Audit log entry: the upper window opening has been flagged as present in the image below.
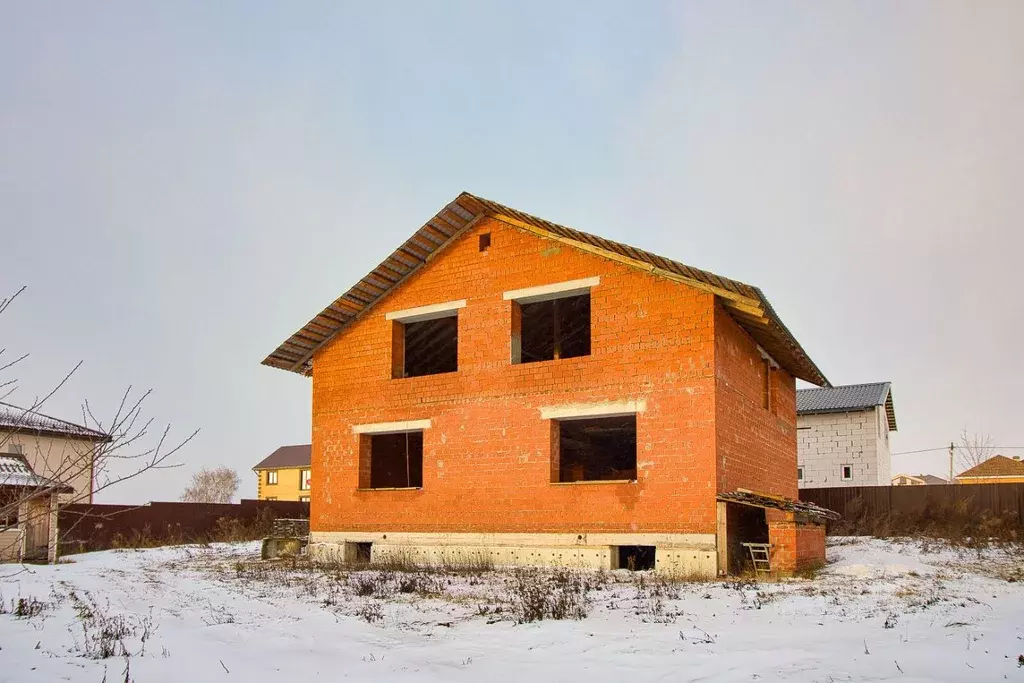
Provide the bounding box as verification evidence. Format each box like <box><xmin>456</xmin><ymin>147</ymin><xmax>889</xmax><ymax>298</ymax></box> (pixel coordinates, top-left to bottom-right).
<box><xmin>514</xmin><ymin>293</ymin><xmax>591</xmax><ymax>364</ymax></box>
<box><xmin>363</xmin><ymin>431</ymin><xmax>424</xmax><ymax>489</ymax></box>
<box><xmin>761</xmin><ymin>359</ymin><xmax>772</xmax><ymax>410</ymax></box>
<box><xmin>553</xmin><ymin>415</ymin><xmax>636</xmax><ymax>483</ymax></box>
<box><xmin>479</xmin><ymin>233</ymin><xmax>491</xmax><ymax>252</ymax></box>
<box><xmin>300</xmin><ymin>469</ymin><xmax>311</xmax><ymax>490</ymax></box>
<box><xmin>392</xmin><ymin>314</ymin><xmax>458</xmax><ymax>378</ymax></box>
<box><xmin>266</xmin><ymin>470</ymin><xmax>278</xmax><ymax>485</ymax></box>
<box><xmin>840</xmin><ymin>464</ymin><xmax>853</xmax><ymax>481</ymax></box>
<box><xmin>797</xmin><ymin>466</ymin><xmax>804</xmax><ymax>481</ymax></box>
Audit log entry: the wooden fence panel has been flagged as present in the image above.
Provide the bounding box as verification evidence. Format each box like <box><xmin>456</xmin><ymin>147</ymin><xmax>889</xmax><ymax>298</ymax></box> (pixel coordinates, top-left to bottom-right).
<box><xmin>58</xmin><ymin>499</ymin><xmax>309</xmax><ymax>554</ymax></box>
<box><xmin>800</xmin><ymin>483</ymin><xmax>1024</xmax><ymax>534</ymax></box>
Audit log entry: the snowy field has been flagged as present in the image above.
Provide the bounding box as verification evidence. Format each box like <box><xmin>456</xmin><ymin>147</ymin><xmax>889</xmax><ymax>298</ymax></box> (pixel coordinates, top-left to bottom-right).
<box><xmin>1</xmin><ymin>538</ymin><xmax>1022</xmax><ymax>683</ymax></box>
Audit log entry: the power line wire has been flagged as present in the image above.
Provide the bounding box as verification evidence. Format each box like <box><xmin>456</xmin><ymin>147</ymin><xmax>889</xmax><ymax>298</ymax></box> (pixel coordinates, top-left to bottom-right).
<box><xmin>893</xmin><ymin>445</ymin><xmax>1024</xmax><ymax>456</ymax></box>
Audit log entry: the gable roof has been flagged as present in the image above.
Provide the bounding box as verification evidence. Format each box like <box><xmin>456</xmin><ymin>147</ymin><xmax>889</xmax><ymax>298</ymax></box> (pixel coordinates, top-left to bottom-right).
<box><xmin>797</xmin><ymin>382</ymin><xmax>897</xmax><ymax>430</ymax></box>
<box><xmin>253</xmin><ymin>444</ymin><xmax>311</xmax><ymax>471</ymax></box>
<box><xmin>0</xmin><ymin>454</ymin><xmax>74</xmax><ymax>492</ymax></box>
<box><xmin>955</xmin><ymin>455</ymin><xmax>1024</xmax><ymax>479</ymax></box>
<box><xmin>0</xmin><ymin>402</ymin><xmax>111</xmax><ymax>442</ymax></box>
<box><xmin>263</xmin><ymin>192</ymin><xmax>829</xmax><ymax>386</ymax></box>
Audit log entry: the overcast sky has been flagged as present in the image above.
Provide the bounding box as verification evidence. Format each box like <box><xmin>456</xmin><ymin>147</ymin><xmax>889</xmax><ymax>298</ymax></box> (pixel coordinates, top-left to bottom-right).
<box><xmin>2</xmin><ymin>2</ymin><xmax>1022</xmax><ymax>502</ymax></box>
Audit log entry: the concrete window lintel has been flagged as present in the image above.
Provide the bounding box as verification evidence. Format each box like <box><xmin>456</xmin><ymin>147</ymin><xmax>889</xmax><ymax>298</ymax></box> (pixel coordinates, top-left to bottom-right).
<box><xmin>502</xmin><ymin>277</ymin><xmax>600</xmax><ymax>304</ymax></box>
<box><xmin>352</xmin><ymin>419</ymin><xmax>432</xmax><ymax>435</ymax></box>
<box><xmin>385</xmin><ymin>300</ymin><xmax>466</xmax><ymax>323</ymax></box>
<box><xmin>539</xmin><ymin>399</ymin><xmax>646</xmax><ymax>421</ymax></box>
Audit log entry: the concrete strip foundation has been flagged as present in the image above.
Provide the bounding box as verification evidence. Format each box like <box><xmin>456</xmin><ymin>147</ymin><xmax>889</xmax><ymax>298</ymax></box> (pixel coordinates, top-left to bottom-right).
<box><xmin>309</xmin><ymin>531</ymin><xmax>718</xmax><ymax>577</ymax></box>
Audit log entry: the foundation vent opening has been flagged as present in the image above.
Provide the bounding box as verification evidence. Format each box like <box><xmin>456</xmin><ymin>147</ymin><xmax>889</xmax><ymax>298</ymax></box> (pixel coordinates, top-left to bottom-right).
<box><xmin>614</xmin><ymin>545</ymin><xmax>655</xmax><ymax>571</ymax></box>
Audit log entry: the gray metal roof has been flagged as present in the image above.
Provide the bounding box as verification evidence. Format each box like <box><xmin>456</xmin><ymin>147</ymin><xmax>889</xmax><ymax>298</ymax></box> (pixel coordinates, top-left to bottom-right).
<box><xmin>0</xmin><ymin>454</ymin><xmax>73</xmax><ymax>492</ymax></box>
<box><xmin>797</xmin><ymin>382</ymin><xmax>897</xmax><ymax>430</ymax></box>
<box><xmin>0</xmin><ymin>402</ymin><xmax>111</xmax><ymax>442</ymax></box>
<box><xmin>252</xmin><ymin>444</ymin><xmax>311</xmax><ymax>471</ymax></box>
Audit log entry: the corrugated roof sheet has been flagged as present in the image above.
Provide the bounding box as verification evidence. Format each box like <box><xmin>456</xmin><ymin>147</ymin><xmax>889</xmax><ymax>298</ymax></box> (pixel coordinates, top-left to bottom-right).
<box><xmin>797</xmin><ymin>382</ymin><xmax>897</xmax><ymax>430</ymax></box>
<box><xmin>0</xmin><ymin>454</ymin><xmax>73</xmax><ymax>491</ymax></box>
<box><xmin>0</xmin><ymin>402</ymin><xmax>111</xmax><ymax>442</ymax></box>
<box><xmin>263</xmin><ymin>192</ymin><xmax>829</xmax><ymax>386</ymax></box>
<box><xmin>253</xmin><ymin>444</ymin><xmax>311</xmax><ymax>471</ymax></box>
<box><xmin>956</xmin><ymin>455</ymin><xmax>1024</xmax><ymax>479</ymax></box>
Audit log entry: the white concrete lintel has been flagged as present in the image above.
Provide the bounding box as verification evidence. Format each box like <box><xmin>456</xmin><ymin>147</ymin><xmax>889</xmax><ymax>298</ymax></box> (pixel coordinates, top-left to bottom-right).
<box><xmin>502</xmin><ymin>277</ymin><xmax>600</xmax><ymax>304</ymax></box>
<box><xmin>352</xmin><ymin>419</ymin><xmax>431</xmax><ymax>435</ymax></box>
<box><xmin>385</xmin><ymin>300</ymin><xmax>466</xmax><ymax>323</ymax></box>
<box><xmin>539</xmin><ymin>399</ymin><xmax>646</xmax><ymax>421</ymax></box>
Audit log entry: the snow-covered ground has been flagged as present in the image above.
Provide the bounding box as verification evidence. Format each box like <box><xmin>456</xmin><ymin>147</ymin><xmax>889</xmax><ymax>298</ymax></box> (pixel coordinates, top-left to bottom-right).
<box><xmin>1</xmin><ymin>538</ymin><xmax>1022</xmax><ymax>682</ymax></box>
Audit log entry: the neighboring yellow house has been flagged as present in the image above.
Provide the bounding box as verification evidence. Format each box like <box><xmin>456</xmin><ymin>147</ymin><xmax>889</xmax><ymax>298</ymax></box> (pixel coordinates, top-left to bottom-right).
<box><xmin>253</xmin><ymin>444</ymin><xmax>311</xmax><ymax>502</ymax></box>
<box><xmin>954</xmin><ymin>455</ymin><xmax>1024</xmax><ymax>485</ymax></box>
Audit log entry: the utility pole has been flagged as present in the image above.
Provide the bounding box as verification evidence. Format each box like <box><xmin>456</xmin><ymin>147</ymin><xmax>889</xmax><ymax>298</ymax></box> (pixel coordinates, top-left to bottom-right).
<box><xmin>948</xmin><ymin>442</ymin><xmax>955</xmax><ymax>483</ymax></box>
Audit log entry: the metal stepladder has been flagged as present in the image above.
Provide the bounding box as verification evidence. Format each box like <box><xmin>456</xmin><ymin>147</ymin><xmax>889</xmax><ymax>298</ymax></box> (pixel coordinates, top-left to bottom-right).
<box><xmin>741</xmin><ymin>542</ymin><xmax>772</xmax><ymax>577</ymax></box>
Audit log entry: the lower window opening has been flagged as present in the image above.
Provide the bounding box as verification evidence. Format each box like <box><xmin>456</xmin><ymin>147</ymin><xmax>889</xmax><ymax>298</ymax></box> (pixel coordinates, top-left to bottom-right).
<box><xmin>555</xmin><ymin>415</ymin><xmax>637</xmax><ymax>482</ymax></box>
<box><xmin>615</xmin><ymin>545</ymin><xmax>656</xmax><ymax>571</ymax></box>
<box><xmin>369</xmin><ymin>431</ymin><xmax>423</xmax><ymax>488</ymax></box>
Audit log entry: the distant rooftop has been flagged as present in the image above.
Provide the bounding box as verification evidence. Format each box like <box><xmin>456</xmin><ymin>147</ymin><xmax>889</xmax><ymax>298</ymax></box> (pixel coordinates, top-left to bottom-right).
<box><xmin>797</xmin><ymin>382</ymin><xmax>897</xmax><ymax>431</ymax></box>
<box><xmin>956</xmin><ymin>454</ymin><xmax>1024</xmax><ymax>480</ymax></box>
<box><xmin>253</xmin><ymin>444</ymin><xmax>311</xmax><ymax>471</ymax></box>
<box><xmin>0</xmin><ymin>402</ymin><xmax>111</xmax><ymax>442</ymax></box>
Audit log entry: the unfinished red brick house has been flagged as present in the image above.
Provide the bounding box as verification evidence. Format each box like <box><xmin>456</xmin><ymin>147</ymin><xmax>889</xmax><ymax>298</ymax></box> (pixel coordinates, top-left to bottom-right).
<box><xmin>264</xmin><ymin>193</ymin><xmax>834</xmax><ymax>576</ymax></box>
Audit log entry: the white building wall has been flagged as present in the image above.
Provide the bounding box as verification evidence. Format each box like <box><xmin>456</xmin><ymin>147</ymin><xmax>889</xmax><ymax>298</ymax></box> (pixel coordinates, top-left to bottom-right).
<box><xmin>797</xmin><ymin>407</ymin><xmax>890</xmax><ymax>488</ymax></box>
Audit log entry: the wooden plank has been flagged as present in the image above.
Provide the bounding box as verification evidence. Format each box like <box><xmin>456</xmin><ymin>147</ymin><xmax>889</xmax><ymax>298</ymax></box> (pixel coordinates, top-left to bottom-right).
<box><xmin>716</xmin><ymin>501</ymin><xmax>728</xmax><ymax>577</ymax></box>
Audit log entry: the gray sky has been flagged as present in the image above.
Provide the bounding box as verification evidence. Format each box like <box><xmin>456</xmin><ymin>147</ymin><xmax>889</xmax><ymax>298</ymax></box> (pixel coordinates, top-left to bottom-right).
<box><xmin>2</xmin><ymin>2</ymin><xmax>1022</xmax><ymax>502</ymax></box>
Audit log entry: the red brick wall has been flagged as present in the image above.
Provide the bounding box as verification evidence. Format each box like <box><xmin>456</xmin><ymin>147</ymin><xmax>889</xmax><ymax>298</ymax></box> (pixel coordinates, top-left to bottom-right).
<box><xmin>713</xmin><ymin>306</ymin><xmax>798</xmax><ymax>499</ymax></box>
<box><xmin>311</xmin><ymin>217</ymin><xmax>719</xmax><ymax>535</ymax></box>
<box><xmin>768</xmin><ymin>516</ymin><xmax>826</xmax><ymax>574</ymax></box>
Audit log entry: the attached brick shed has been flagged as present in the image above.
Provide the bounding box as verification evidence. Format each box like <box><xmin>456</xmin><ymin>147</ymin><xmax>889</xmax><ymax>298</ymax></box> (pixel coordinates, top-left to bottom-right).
<box><xmin>263</xmin><ymin>193</ymin><xmax>831</xmax><ymax>576</ymax></box>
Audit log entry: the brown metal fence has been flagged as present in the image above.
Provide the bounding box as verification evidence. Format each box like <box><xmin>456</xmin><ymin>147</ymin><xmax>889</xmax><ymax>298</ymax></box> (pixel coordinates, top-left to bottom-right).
<box><xmin>800</xmin><ymin>483</ymin><xmax>1024</xmax><ymax>534</ymax></box>
<box><xmin>58</xmin><ymin>499</ymin><xmax>309</xmax><ymax>554</ymax></box>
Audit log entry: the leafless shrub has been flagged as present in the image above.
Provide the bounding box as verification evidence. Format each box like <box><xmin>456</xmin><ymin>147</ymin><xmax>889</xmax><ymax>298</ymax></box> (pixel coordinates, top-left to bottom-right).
<box><xmin>506</xmin><ymin>568</ymin><xmax>592</xmax><ymax>623</ymax></box>
<box><xmin>66</xmin><ymin>591</ymin><xmax>155</xmax><ymax>660</ymax></box>
<box><xmin>357</xmin><ymin>602</ymin><xmax>383</xmax><ymax>623</ymax></box>
<box><xmin>12</xmin><ymin>595</ymin><xmax>45</xmax><ymax>619</ymax></box>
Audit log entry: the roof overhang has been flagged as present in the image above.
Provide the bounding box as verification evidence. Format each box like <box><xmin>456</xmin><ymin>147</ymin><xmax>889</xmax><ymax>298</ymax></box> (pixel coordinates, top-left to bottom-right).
<box><xmin>263</xmin><ymin>193</ymin><xmax>830</xmax><ymax>386</ymax></box>
<box><xmin>718</xmin><ymin>489</ymin><xmax>841</xmax><ymax>522</ymax></box>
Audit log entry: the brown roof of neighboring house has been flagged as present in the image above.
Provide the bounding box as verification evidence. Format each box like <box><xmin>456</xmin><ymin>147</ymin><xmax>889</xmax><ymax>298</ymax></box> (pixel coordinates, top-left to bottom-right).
<box><xmin>262</xmin><ymin>192</ymin><xmax>829</xmax><ymax>387</ymax></box>
<box><xmin>252</xmin><ymin>444</ymin><xmax>311</xmax><ymax>471</ymax></box>
<box><xmin>955</xmin><ymin>455</ymin><xmax>1024</xmax><ymax>479</ymax></box>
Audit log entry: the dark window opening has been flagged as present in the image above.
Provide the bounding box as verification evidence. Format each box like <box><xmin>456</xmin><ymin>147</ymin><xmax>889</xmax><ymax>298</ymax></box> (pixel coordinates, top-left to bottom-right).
<box><xmin>393</xmin><ymin>315</ymin><xmax>458</xmax><ymax>378</ymax></box>
<box><xmin>725</xmin><ymin>503</ymin><xmax>769</xmax><ymax>575</ymax></box>
<box><xmin>762</xmin><ymin>360</ymin><xmax>772</xmax><ymax>410</ymax></box>
<box><xmin>554</xmin><ymin>415</ymin><xmax>637</xmax><ymax>482</ymax></box>
<box><xmin>368</xmin><ymin>431</ymin><xmax>423</xmax><ymax>488</ymax></box>
<box><xmin>479</xmin><ymin>233</ymin><xmax>491</xmax><ymax>252</ymax></box>
<box><xmin>840</xmin><ymin>464</ymin><xmax>853</xmax><ymax>481</ymax></box>
<box><xmin>614</xmin><ymin>545</ymin><xmax>655</xmax><ymax>571</ymax></box>
<box><xmin>797</xmin><ymin>466</ymin><xmax>804</xmax><ymax>481</ymax></box>
<box><xmin>515</xmin><ymin>293</ymin><xmax>590</xmax><ymax>364</ymax></box>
